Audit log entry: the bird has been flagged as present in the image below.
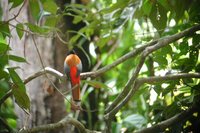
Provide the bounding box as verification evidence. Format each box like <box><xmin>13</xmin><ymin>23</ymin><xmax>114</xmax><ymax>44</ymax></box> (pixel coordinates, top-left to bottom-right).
<box><xmin>64</xmin><ymin>51</ymin><xmax>82</xmax><ymax>109</ymax></box>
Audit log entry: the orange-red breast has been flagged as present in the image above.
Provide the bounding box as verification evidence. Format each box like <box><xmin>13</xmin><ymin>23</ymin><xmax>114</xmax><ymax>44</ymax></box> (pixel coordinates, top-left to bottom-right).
<box><xmin>64</xmin><ymin>53</ymin><xmax>82</xmax><ymax>103</ymax></box>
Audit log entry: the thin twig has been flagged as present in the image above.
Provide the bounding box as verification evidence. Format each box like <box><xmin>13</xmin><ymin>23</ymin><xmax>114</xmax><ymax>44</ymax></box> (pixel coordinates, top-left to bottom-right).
<box><xmin>31</xmin><ymin>35</ymin><xmax>72</xmax><ymax>104</ymax></box>
<box><xmin>6</xmin><ymin>0</ymin><xmax>27</xmax><ymax>22</ymax></box>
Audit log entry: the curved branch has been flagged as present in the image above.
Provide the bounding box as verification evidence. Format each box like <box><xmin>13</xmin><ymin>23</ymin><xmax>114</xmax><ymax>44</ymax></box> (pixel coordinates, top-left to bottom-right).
<box><xmin>0</xmin><ymin>67</ymin><xmax>64</xmax><ymax>105</ymax></box>
<box><xmin>19</xmin><ymin>116</ymin><xmax>100</xmax><ymax>133</ymax></box>
<box><xmin>24</xmin><ymin>67</ymin><xmax>64</xmax><ymax>84</ymax></box>
<box><xmin>80</xmin><ymin>40</ymin><xmax>157</xmax><ymax>79</ymax></box>
<box><xmin>104</xmin><ymin>24</ymin><xmax>200</xmax><ymax>116</ymax></box>
<box><xmin>81</xmin><ymin>24</ymin><xmax>200</xmax><ymax>79</ymax></box>
<box><xmin>135</xmin><ymin>105</ymin><xmax>199</xmax><ymax>133</ymax></box>
<box><xmin>6</xmin><ymin>0</ymin><xmax>27</xmax><ymax>22</ymax></box>
<box><xmin>105</xmin><ymin>73</ymin><xmax>200</xmax><ymax>120</ymax></box>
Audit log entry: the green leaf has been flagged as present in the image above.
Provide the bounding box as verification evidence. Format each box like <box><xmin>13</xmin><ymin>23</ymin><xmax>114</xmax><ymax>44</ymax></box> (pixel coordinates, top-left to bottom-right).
<box><xmin>0</xmin><ymin>22</ymin><xmax>10</xmax><ymax>37</ymax></box>
<box><xmin>9</xmin><ymin>55</ymin><xmax>27</xmax><ymax>63</ymax></box>
<box><xmin>0</xmin><ymin>42</ymin><xmax>9</xmax><ymax>54</ymax></box>
<box><xmin>8</xmin><ymin>68</ymin><xmax>30</xmax><ymax>110</ymax></box>
<box><xmin>195</xmin><ymin>63</ymin><xmax>200</xmax><ymax>73</ymax></box>
<box><xmin>82</xmin><ymin>80</ymin><xmax>111</xmax><ymax>90</ymax></box>
<box><xmin>123</xmin><ymin>114</ymin><xmax>147</xmax><ymax>129</ymax></box>
<box><xmin>142</xmin><ymin>0</ymin><xmax>153</xmax><ymax>16</ymax></box>
<box><xmin>112</xmin><ymin>122</ymin><xmax>122</xmax><ymax>133</ymax></box>
<box><xmin>8</xmin><ymin>68</ymin><xmax>25</xmax><ymax>91</ymax></box>
<box><xmin>178</xmin><ymin>86</ymin><xmax>191</xmax><ymax>93</ymax></box>
<box><xmin>9</xmin><ymin>0</ymin><xmax>23</xmax><ymax>9</ymax></box>
<box><xmin>42</xmin><ymin>0</ymin><xmax>57</xmax><ymax>15</ymax></box>
<box><xmin>100</xmin><ymin>0</ymin><xmax>129</xmax><ymax>14</ymax></box>
<box><xmin>44</xmin><ymin>15</ymin><xmax>58</xmax><ymax>27</ymax></box>
<box><xmin>96</xmin><ymin>36</ymin><xmax>111</xmax><ymax>48</ymax></box>
<box><xmin>179</xmin><ymin>40</ymin><xmax>189</xmax><ymax>55</ymax></box>
<box><xmin>73</xmin><ymin>16</ymin><xmax>83</xmax><ymax>24</ymax></box>
<box><xmin>29</xmin><ymin>0</ymin><xmax>40</xmax><ymax>21</ymax></box>
<box><xmin>157</xmin><ymin>0</ymin><xmax>171</xmax><ymax>11</ymax></box>
<box><xmin>192</xmin><ymin>34</ymin><xmax>200</xmax><ymax>49</ymax></box>
<box><xmin>0</xmin><ymin>55</ymin><xmax>9</xmax><ymax>69</ymax></box>
<box><xmin>188</xmin><ymin>0</ymin><xmax>200</xmax><ymax>22</ymax></box>
<box><xmin>0</xmin><ymin>80</ymin><xmax>9</xmax><ymax>99</ymax></box>
<box><xmin>149</xmin><ymin>2</ymin><xmax>167</xmax><ymax>33</ymax></box>
<box><xmin>0</xmin><ymin>70</ymin><xmax>9</xmax><ymax>80</ymax></box>
<box><xmin>173</xmin><ymin>0</ymin><xmax>191</xmax><ymax>22</ymax></box>
<box><xmin>12</xmin><ymin>87</ymin><xmax>30</xmax><ymax>111</ymax></box>
<box><xmin>26</xmin><ymin>23</ymin><xmax>50</xmax><ymax>34</ymax></box>
<box><xmin>16</xmin><ymin>23</ymin><xmax>24</xmax><ymax>39</ymax></box>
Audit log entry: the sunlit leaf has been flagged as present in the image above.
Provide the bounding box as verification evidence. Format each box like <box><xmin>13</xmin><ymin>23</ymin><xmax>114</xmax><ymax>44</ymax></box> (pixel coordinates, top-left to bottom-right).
<box><xmin>73</xmin><ymin>16</ymin><xmax>83</xmax><ymax>24</ymax></box>
<box><xmin>123</xmin><ymin>114</ymin><xmax>147</xmax><ymax>129</ymax></box>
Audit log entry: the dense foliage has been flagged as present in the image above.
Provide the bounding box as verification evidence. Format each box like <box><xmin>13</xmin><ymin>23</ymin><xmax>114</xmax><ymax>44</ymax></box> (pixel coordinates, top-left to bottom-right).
<box><xmin>0</xmin><ymin>0</ymin><xmax>200</xmax><ymax>132</ymax></box>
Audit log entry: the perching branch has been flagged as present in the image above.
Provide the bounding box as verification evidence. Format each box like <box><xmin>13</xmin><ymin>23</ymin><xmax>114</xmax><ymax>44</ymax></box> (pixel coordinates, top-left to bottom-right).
<box><xmin>0</xmin><ymin>67</ymin><xmax>64</xmax><ymax>106</ymax></box>
<box><xmin>19</xmin><ymin>116</ymin><xmax>101</xmax><ymax>133</ymax></box>
<box><xmin>24</xmin><ymin>67</ymin><xmax>64</xmax><ymax>84</ymax></box>
<box><xmin>104</xmin><ymin>24</ymin><xmax>200</xmax><ymax>117</ymax></box>
<box><xmin>135</xmin><ymin>105</ymin><xmax>199</xmax><ymax>133</ymax></box>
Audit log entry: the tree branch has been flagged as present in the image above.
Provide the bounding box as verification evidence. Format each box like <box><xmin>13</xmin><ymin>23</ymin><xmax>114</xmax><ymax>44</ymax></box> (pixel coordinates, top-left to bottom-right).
<box><xmin>81</xmin><ymin>24</ymin><xmax>200</xmax><ymax>79</ymax></box>
<box><xmin>80</xmin><ymin>40</ymin><xmax>158</xmax><ymax>79</ymax></box>
<box><xmin>105</xmin><ymin>73</ymin><xmax>200</xmax><ymax>120</ymax></box>
<box><xmin>24</xmin><ymin>67</ymin><xmax>64</xmax><ymax>84</ymax></box>
<box><xmin>19</xmin><ymin>116</ymin><xmax>100</xmax><ymax>133</ymax></box>
<box><xmin>135</xmin><ymin>105</ymin><xmax>199</xmax><ymax>133</ymax></box>
<box><xmin>137</xmin><ymin>73</ymin><xmax>200</xmax><ymax>84</ymax></box>
<box><xmin>104</xmin><ymin>24</ymin><xmax>200</xmax><ymax>117</ymax></box>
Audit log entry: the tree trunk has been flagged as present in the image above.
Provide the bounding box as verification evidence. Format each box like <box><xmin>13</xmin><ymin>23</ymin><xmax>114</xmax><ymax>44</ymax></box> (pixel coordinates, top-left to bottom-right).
<box><xmin>1</xmin><ymin>1</ymin><xmax>67</xmax><ymax>132</ymax></box>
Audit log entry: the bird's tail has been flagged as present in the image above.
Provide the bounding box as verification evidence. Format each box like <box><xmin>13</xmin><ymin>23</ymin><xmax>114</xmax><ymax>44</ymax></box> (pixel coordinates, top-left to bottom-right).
<box><xmin>72</xmin><ymin>84</ymin><xmax>80</xmax><ymax>102</ymax></box>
